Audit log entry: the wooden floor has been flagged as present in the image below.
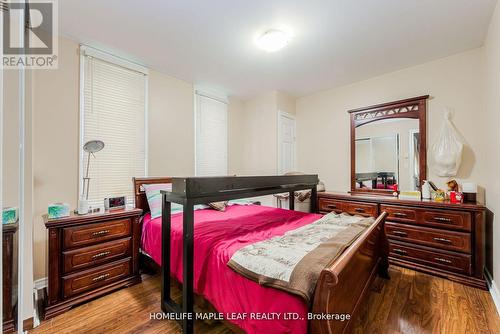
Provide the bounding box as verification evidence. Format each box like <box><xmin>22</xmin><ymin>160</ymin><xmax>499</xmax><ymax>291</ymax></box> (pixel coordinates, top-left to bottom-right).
<box><xmin>352</xmin><ymin>267</ymin><xmax>500</xmax><ymax>334</ymax></box>
<box><xmin>30</xmin><ymin>266</ymin><xmax>500</xmax><ymax>334</ymax></box>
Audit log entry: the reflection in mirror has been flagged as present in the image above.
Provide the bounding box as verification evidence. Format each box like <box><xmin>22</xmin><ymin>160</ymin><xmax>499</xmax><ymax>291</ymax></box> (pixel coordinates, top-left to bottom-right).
<box><xmin>355</xmin><ymin>118</ymin><xmax>420</xmax><ymax>191</ymax></box>
<box><xmin>2</xmin><ymin>67</ymin><xmax>21</xmax><ymax>332</ymax></box>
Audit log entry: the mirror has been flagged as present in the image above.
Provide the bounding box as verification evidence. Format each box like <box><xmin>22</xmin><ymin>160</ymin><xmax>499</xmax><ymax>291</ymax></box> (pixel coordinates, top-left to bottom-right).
<box><xmin>350</xmin><ymin>96</ymin><xmax>428</xmax><ymax>195</ymax></box>
<box><xmin>355</xmin><ymin>118</ymin><xmax>420</xmax><ymax>191</ymax></box>
<box><xmin>2</xmin><ymin>3</ymin><xmax>28</xmax><ymax>332</ymax></box>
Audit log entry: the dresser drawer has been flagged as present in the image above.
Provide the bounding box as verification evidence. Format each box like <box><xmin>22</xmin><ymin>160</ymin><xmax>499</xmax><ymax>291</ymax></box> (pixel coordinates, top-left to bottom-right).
<box><xmin>380</xmin><ymin>205</ymin><xmax>418</xmax><ymax>222</ymax></box>
<box><xmin>63</xmin><ymin>219</ymin><xmax>131</xmax><ymax>249</ymax></box>
<box><xmin>385</xmin><ymin>222</ymin><xmax>471</xmax><ymax>253</ymax></box>
<box><xmin>342</xmin><ymin>202</ymin><xmax>378</xmax><ymax>217</ymax></box>
<box><xmin>389</xmin><ymin>241</ymin><xmax>471</xmax><ymax>275</ymax></box>
<box><xmin>62</xmin><ymin>258</ymin><xmax>131</xmax><ymax>299</ymax></box>
<box><xmin>318</xmin><ymin>198</ymin><xmax>377</xmax><ymax>217</ymax></box>
<box><xmin>422</xmin><ymin>210</ymin><xmax>471</xmax><ymax>232</ymax></box>
<box><xmin>381</xmin><ymin>205</ymin><xmax>471</xmax><ymax>231</ymax></box>
<box><xmin>318</xmin><ymin>198</ymin><xmax>345</xmax><ymax>213</ymax></box>
<box><xmin>62</xmin><ymin>238</ymin><xmax>131</xmax><ymax>274</ymax></box>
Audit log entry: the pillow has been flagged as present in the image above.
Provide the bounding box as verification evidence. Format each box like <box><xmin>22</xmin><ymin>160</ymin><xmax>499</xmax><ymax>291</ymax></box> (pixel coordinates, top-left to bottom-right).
<box><xmin>208</xmin><ymin>201</ymin><xmax>228</xmax><ymax>211</ymax></box>
<box><xmin>143</xmin><ymin>183</ymin><xmax>182</xmax><ymax>219</ymax></box>
<box><xmin>143</xmin><ymin>183</ymin><xmax>209</xmax><ymax>218</ymax></box>
<box><xmin>227</xmin><ymin>199</ymin><xmax>253</xmax><ymax>206</ymax></box>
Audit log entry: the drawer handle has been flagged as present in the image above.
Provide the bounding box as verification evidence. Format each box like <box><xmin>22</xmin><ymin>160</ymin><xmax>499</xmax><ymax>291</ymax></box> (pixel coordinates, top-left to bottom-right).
<box><xmin>393</xmin><ymin>212</ymin><xmax>408</xmax><ymax>218</ymax></box>
<box><xmin>92</xmin><ymin>230</ymin><xmax>110</xmax><ymax>237</ymax></box>
<box><xmin>393</xmin><ymin>248</ymin><xmax>407</xmax><ymax>255</ymax></box>
<box><xmin>92</xmin><ymin>273</ymin><xmax>110</xmax><ymax>282</ymax></box>
<box><xmin>434</xmin><ymin>257</ymin><xmax>452</xmax><ymax>264</ymax></box>
<box><xmin>92</xmin><ymin>251</ymin><xmax>111</xmax><ymax>260</ymax></box>
<box><xmin>354</xmin><ymin>208</ymin><xmax>365</xmax><ymax>213</ymax></box>
<box><xmin>326</xmin><ymin>204</ymin><xmax>337</xmax><ymax>209</ymax></box>
<box><xmin>434</xmin><ymin>217</ymin><xmax>452</xmax><ymax>223</ymax></box>
<box><xmin>393</xmin><ymin>231</ymin><xmax>408</xmax><ymax>237</ymax></box>
<box><xmin>433</xmin><ymin>237</ymin><xmax>452</xmax><ymax>244</ymax></box>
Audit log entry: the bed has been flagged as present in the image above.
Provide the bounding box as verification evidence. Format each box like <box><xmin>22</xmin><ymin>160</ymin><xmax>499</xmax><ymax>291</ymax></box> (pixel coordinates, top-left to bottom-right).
<box><xmin>133</xmin><ymin>176</ymin><xmax>389</xmax><ymax>334</ymax></box>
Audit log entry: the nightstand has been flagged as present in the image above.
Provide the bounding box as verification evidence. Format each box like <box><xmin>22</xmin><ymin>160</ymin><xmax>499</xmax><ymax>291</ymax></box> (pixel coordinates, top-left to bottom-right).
<box><xmin>43</xmin><ymin>208</ymin><xmax>142</xmax><ymax>319</ymax></box>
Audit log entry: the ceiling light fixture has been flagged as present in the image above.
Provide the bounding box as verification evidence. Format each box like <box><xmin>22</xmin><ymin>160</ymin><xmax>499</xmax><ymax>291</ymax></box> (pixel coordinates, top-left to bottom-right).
<box><xmin>256</xmin><ymin>29</ymin><xmax>290</xmax><ymax>52</ymax></box>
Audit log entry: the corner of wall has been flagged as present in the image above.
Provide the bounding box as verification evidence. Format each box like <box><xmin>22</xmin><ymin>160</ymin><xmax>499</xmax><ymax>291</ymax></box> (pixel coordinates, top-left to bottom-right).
<box><xmin>483</xmin><ymin>0</ymin><xmax>500</xmax><ymax>292</ymax></box>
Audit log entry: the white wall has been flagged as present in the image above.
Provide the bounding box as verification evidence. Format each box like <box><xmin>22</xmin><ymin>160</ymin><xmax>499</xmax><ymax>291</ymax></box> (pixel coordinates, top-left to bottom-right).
<box><xmin>484</xmin><ymin>2</ymin><xmax>500</xmax><ymax>285</ymax></box>
<box><xmin>228</xmin><ymin>91</ymin><xmax>296</xmax><ymax>206</ymax></box>
<box><xmin>148</xmin><ymin>71</ymin><xmax>194</xmax><ymax>176</ymax></box>
<box><xmin>239</xmin><ymin>91</ymin><xmax>279</xmax><ymax>175</ymax></box>
<box><xmin>276</xmin><ymin>91</ymin><xmax>296</xmax><ymax>115</ymax></box>
<box><xmin>228</xmin><ymin>96</ymin><xmax>245</xmax><ymax>174</ymax></box>
<box><xmin>228</xmin><ymin>90</ymin><xmax>296</xmax><ymax>176</ymax></box>
<box><xmin>32</xmin><ymin>36</ymin><xmax>80</xmax><ymax>281</ymax></box>
<box><xmin>296</xmin><ymin>49</ymin><xmax>486</xmax><ymax>194</ymax></box>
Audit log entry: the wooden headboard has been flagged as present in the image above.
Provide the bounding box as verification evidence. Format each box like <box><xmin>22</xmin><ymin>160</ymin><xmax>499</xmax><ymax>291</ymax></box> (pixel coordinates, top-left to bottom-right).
<box><xmin>133</xmin><ymin>177</ymin><xmax>172</xmax><ymax>213</ymax></box>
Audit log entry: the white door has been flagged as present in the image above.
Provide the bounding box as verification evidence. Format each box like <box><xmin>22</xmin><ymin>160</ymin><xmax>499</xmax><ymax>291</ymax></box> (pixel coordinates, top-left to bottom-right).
<box><xmin>278</xmin><ymin>112</ymin><xmax>296</xmax><ymax>174</ymax></box>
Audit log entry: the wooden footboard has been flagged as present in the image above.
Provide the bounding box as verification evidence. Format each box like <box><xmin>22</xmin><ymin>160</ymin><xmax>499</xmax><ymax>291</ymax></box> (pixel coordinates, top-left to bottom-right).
<box><xmin>310</xmin><ymin>212</ymin><xmax>388</xmax><ymax>334</ymax></box>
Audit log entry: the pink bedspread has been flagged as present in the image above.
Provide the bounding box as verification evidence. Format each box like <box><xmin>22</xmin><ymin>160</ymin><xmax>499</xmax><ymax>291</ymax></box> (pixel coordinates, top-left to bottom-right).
<box><xmin>141</xmin><ymin>204</ymin><xmax>323</xmax><ymax>334</ymax></box>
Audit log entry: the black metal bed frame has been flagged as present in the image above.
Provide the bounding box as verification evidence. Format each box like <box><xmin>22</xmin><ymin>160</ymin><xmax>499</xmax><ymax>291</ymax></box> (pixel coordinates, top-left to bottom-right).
<box><xmin>160</xmin><ymin>175</ymin><xmax>319</xmax><ymax>333</ymax></box>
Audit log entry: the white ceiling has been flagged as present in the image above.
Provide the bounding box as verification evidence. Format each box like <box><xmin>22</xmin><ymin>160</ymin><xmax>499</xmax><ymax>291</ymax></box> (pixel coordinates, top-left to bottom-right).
<box><xmin>59</xmin><ymin>0</ymin><xmax>497</xmax><ymax>99</ymax></box>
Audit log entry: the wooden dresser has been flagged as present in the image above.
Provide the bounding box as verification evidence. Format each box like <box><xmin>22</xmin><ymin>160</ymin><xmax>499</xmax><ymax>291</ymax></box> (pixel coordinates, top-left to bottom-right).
<box><xmin>44</xmin><ymin>208</ymin><xmax>142</xmax><ymax>319</ymax></box>
<box><xmin>3</xmin><ymin>223</ymin><xmax>18</xmax><ymax>333</ymax></box>
<box><xmin>317</xmin><ymin>192</ymin><xmax>488</xmax><ymax>290</ymax></box>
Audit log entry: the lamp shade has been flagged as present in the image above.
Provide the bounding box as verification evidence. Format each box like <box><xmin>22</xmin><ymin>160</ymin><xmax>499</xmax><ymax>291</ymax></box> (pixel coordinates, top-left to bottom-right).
<box><xmin>83</xmin><ymin>140</ymin><xmax>105</xmax><ymax>153</ymax></box>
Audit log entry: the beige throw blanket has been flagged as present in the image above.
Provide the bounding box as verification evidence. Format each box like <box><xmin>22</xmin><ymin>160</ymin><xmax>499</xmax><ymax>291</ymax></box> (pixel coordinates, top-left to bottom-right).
<box><xmin>227</xmin><ymin>213</ymin><xmax>374</xmax><ymax>304</ymax></box>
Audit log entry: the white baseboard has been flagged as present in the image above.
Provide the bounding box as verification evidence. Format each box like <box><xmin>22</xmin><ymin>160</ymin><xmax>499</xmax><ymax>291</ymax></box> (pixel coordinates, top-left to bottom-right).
<box><xmin>33</xmin><ymin>277</ymin><xmax>47</xmax><ymax>291</ymax></box>
<box><xmin>489</xmin><ymin>280</ymin><xmax>500</xmax><ymax>316</ymax></box>
<box><xmin>32</xmin><ymin>277</ymin><xmax>48</xmax><ymax>328</ymax></box>
<box><xmin>485</xmin><ymin>270</ymin><xmax>500</xmax><ymax>316</ymax></box>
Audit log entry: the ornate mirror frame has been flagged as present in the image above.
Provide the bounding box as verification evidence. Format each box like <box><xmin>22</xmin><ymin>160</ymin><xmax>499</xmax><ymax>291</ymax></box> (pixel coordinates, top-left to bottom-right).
<box><xmin>349</xmin><ymin>95</ymin><xmax>429</xmax><ymax>195</ymax></box>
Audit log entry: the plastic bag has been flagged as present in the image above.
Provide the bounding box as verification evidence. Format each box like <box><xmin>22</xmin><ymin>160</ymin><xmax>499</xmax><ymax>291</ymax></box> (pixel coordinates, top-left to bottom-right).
<box><xmin>431</xmin><ymin>111</ymin><xmax>463</xmax><ymax>177</ymax></box>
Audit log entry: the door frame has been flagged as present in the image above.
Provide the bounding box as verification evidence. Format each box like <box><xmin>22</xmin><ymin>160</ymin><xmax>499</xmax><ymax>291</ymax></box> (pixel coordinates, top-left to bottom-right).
<box><xmin>408</xmin><ymin>128</ymin><xmax>420</xmax><ymax>191</ymax></box>
<box><xmin>277</xmin><ymin>110</ymin><xmax>297</xmax><ymax>174</ymax></box>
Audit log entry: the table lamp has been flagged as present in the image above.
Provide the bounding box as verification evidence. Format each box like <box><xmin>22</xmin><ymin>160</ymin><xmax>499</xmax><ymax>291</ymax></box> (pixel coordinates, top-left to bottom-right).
<box><xmin>78</xmin><ymin>140</ymin><xmax>105</xmax><ymax>214</ymax></box>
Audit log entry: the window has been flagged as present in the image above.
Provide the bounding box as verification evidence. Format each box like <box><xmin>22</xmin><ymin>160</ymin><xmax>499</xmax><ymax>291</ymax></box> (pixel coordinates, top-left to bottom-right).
<box><xmin>195</xmin><ymin>92</ymin><xmax>228</xmax><ymax>176</ymax></box>
<box><xmin>80</xmin><ymin>46</ymin><xmax>147</xmax><ymax>207</ymax></box>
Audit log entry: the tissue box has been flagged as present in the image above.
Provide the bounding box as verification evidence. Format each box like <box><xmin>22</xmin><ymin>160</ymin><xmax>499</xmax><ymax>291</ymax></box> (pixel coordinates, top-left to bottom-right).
<box><xmin>48</xmin><ymin>203</ymin><xmax>70</xmax><ymax>219</ymax></box>
<box><xmin>2</xmin><ymin>207</ymin><xmax>18</xmax><ymax>225</ymax></box>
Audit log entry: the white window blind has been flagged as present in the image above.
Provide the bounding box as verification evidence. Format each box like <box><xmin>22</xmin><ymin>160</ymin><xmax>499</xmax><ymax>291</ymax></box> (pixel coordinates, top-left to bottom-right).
<box><xmin>195</xmin><ymin>93</ymin><xmax>228</xmax><ymax>176</ymax></box>
<box><xmin>80</xmin><ymin>47</ymin><xmax>147</xmax><ymax>208</ymax></box>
